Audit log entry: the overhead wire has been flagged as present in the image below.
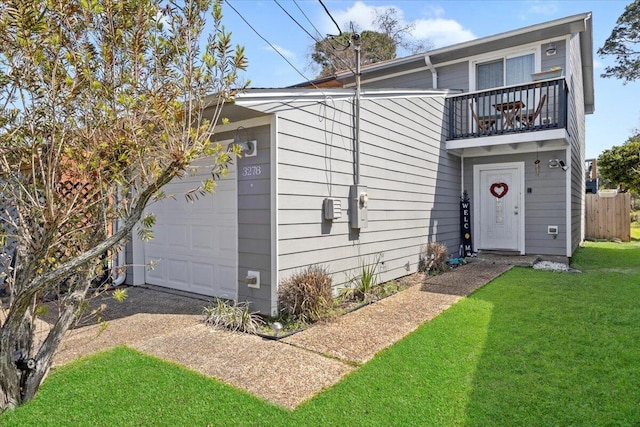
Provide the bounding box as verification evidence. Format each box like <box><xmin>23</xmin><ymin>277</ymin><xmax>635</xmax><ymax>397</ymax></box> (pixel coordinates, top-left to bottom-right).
<box><xmin>225</xmin><ymin>0</ymin><xmax>353</xmax><ymax>198</ymax></box>
<box><xmin>225</xmin><ymin>0</ymin><xmax>325</xmax><ymax>91</ymax></box>
<box><xmin>293</xmin><ymin>0</ymin><xmax>324</xmax><ymax>41</ymax></box>
<box><xmin>274</xmin><ymin>0</ymin><xmax>320</xmax><ymax>43</ymax></box>
<box><xmin>277</xmin><ymin>0</ymin><xmax>355</xmax><ymax>75</ymax></box>
<box><xmin>319</xmin><ymin>0</ymin><xmax>342</xmax><ymax>36</ymax></box>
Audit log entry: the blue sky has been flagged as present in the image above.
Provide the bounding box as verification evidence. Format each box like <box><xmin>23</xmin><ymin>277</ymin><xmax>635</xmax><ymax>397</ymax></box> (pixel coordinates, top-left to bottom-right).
<box><xmin>222</xmin><ymin>0</ymin><xmax>639</xmax><ymax>159</ymax></box>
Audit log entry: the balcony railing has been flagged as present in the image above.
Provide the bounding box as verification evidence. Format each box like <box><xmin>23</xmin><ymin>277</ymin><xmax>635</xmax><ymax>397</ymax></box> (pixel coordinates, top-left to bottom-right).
<box><xmin>446</xmin><ymin>77</ymin><xmax>568</xmax><ymax>141</ymax></box>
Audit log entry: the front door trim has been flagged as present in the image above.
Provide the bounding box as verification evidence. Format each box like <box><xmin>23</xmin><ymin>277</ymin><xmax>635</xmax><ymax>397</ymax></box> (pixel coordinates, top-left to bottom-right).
<box><xmin>473</xmin><ymin>162</ymin><xmax>526</xmax><ymax>254</ymax></box>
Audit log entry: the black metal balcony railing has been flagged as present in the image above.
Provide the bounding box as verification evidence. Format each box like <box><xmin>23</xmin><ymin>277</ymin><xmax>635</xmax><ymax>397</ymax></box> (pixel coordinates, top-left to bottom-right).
<box><xmin>446</xmin><ymin>77</ymin><xmax>568</xmax><ymax>141</ymax></box>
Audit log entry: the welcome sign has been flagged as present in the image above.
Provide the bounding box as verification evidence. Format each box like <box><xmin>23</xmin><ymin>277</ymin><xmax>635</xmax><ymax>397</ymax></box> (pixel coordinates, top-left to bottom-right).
<box><xmin>460</xmin><ymin>191</ymin><xmax>473</xmax><ymax>257</ymax></box>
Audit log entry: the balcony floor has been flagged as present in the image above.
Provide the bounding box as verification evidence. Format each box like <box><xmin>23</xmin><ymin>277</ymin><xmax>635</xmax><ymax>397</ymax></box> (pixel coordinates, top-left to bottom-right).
<box><xmin>446</xmin><ymin>128</ymin><xmax>569</xmax><ymax>157</ymax></box>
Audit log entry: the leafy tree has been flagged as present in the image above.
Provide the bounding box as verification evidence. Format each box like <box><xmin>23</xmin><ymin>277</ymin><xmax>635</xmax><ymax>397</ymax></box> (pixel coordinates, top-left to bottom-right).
<box><xmin>311</xmin><ymin>7</ymin><xmax>431</xmax><ymax>77</ymax></box>
<box><xmin>597</xmin><ymin>134</ymin><xmax>640</xmax><ymax>192</ymax></box>
<box><xmin>312</xmin><ymin>30</ymin><xmax>396</xmax><ymax>77</ymax></box>
<box><xmin>598</xmin><ymin>0</ymin><xmax>640</xmax><ymax>83</ymax></box>
<box><xmin>0</xmin><ymin>0</ymin><xmax>246</xmax><ymax>412</ymax></box>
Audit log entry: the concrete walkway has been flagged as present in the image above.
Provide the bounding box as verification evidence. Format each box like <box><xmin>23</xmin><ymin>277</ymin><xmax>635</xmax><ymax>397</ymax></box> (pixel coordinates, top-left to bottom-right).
<box><xmin>50</xmin><ymin>258</ymin><xmax>528</xmax><ymax>409</ymax></box>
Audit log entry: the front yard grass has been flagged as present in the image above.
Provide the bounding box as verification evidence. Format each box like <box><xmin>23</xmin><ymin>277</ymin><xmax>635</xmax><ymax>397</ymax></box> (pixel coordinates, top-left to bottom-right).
<box><xmin>2</xmin><ymin>241</ymin><xmax>640</xmax><ymax>426</ymax></box>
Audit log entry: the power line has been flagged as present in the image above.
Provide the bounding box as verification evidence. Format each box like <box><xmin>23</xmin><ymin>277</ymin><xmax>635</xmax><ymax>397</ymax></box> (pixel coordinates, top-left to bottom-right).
<box><xmin>293</xmin><ymin>0</ymin><xmax>324</xmax><ymax>41</ymax></box>
<box><xmin>274</xmin><ymin>0</ymin><xmax>355</xmax><ymax>75</ymax></box>
<box><xmin>224</xmin><ymin>0</ymin><xmax>326</xmax><ymax>91</ymax></box>
<box><xmin>319</xmin><ymin>0</ymin><xmax>342</xmax><ymax>37</ymax></box>
<box><xmin>274</xmin><ymin>0</ymin><xmax>319</xmax><ymax>43</ymax></box>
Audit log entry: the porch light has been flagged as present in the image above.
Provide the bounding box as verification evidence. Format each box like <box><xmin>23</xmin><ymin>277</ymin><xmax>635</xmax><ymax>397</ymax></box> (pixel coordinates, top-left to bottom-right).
<box><xmin>545</xmin><ymin>44</ymin><xmax>557</xmax><ymax>56</ymax></box>
<box><xmin>231</xmin><ymin>126</ymin><xmax>257</xmax><ymax>157</ymax></box>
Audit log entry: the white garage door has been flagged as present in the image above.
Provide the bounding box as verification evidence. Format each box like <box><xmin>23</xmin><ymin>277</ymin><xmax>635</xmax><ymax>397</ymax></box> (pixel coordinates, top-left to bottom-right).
<box><xmin>143</xmin><ymin>158</ymin><xmax>237</xmax><ymax>300</ymax></box>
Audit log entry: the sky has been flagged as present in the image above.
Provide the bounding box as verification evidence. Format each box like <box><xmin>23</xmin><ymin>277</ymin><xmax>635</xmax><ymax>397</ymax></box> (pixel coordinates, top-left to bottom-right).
<box><xmin>220</xmin><ymin>0</ymin><xmax>639</xmax><ymax>159</ymax></box>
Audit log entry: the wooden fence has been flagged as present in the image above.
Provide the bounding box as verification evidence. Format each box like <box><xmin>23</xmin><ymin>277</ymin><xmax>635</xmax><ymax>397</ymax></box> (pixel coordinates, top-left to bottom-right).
<box><xmin>585</xmin><ymin>193</ymin><xmax>631</xmax><ymax>241</ymax></box>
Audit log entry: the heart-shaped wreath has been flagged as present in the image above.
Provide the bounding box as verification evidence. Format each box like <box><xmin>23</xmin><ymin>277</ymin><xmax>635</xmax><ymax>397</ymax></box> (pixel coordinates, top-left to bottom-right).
<box><xmin>490</xmin><ymin>182</ymin><xmax>508</xmax><ymax>199</ymax></box>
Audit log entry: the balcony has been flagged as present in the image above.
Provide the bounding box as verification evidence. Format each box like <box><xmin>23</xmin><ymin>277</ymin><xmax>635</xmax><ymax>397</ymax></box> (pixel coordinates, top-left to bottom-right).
<box><xmin>445</xmin><ymin>78</ymin><xmax>568</xmax><ymax>155</ymax></box>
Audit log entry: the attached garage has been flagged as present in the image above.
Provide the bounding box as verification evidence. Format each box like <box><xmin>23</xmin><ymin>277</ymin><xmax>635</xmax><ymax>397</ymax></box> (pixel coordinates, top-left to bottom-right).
<box><xmin>142</xmin><ymin>158</ymin><xmax>238</xmax><ymax>300</ymax></box>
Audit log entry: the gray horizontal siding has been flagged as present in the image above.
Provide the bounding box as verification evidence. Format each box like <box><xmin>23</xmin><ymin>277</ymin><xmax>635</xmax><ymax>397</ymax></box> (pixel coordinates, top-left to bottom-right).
<box><xmin>275</xmin><ymin>94</ymin><xmax>461</xmax><ymax>288</ymax></box>
<box><xmin>541</xmin><ymin>38</ymin><xmax>567</xmax><ymax>72</ymax></box>
<box><xmin>568</xmin><ymin>33</ymin><xmax>586</xmax><ymax>255</ymax></box>
<box><xmin>464</xmin><ymin>151</ymin><xmax>567</xmax><ymax>256</ymax></box>
<box><xmin>362</xmin><ymin>70</ymin><xmax>433</xmax><ymax>89</ymax></box>
<box><xmin>217</xmin><ymin>124</ymin><xmax>272</xmax><ymax>313</ymax></box>
<box><xmin>437</xmin><ymin>62</ymin><xmax>469</xmax><ymax>91</ymax></box>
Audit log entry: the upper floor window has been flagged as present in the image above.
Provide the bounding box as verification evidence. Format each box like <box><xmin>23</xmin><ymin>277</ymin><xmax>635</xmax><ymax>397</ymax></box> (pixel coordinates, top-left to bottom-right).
<box><xmin>476</xmin><ymin>53</ymin><xmax>535</xmax><ymax>90</ymax></box>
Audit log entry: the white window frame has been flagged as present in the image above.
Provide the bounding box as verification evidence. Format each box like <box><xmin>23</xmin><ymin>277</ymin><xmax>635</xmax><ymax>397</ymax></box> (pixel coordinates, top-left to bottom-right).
<box><xmin>469</xmin><ymin>45</ymin><xmax>542</xmax><ymax>92</ymax></box>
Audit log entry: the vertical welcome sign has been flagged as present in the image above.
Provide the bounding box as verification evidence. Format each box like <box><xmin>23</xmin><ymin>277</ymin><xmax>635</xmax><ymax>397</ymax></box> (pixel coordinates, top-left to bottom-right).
<box><xmin>461</xmin><ymin>191</ymin><xmax>473</xmax><ymax>257</ymax></box>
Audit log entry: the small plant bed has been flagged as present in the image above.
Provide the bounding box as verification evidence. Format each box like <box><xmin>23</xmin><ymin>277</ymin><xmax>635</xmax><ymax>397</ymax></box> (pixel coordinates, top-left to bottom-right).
<box><xmin>202</xmin><ymin>269</ymin><xmax>425</xmax><ymax>340</ymax></box>
<box><xmin>202</xmin><ymin>249</ymin><xmax>454</xmax><ymax>339</ymax></box>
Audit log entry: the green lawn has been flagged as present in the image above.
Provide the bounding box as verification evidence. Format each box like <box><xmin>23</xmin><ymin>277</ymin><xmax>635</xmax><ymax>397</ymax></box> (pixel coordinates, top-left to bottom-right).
<box><xmin>3</xmin><ymin>242</ymin><xmax>640</xmax><ymax>426</ymax></box>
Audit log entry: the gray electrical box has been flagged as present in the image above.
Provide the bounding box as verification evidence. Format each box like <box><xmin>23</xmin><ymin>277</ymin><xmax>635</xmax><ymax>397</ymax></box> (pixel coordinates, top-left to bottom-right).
<box><xmin>349</xmin><ymin>185</ymin><xmax>368</xmax><ymax>229</ymax></box>
<box><xmin>323</xmin><ymin>198</ymin><xmax>342</xmax><ymax>220</ymax></box>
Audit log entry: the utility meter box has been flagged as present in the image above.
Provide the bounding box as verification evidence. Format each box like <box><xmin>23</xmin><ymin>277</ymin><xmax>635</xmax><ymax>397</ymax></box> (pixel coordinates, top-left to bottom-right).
<box><xmin>323</xmin><ymin>198</ymin><xmax>342</xmax><ymax>220</ymax></box>
<box><xmin>349</xmin><ymin>185</ymin><xmax>368</xmax><ymax>229</ymax></box>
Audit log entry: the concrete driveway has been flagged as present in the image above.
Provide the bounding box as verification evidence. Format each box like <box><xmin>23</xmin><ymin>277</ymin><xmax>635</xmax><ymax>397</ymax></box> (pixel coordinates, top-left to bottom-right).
<box><xmin>45</xmin><ymin>259</ymin><xmax>520</xmax><ymax>409</ymax></box>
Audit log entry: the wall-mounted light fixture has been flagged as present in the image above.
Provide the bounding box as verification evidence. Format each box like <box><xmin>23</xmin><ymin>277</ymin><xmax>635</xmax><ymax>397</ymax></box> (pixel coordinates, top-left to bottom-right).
<box><xmin>545</xmin><ymin>43</ymin><xmax>557</xmax><ymax>56</ymax></box>
<box><xmin>230</xmin><ymin>126</ymin><xmax>257</xmax><ymax>157</ymax></box>
<box><xmin>549</xmin><ymin>159</ymin><xmax>569</xmax><ymax>171</ymax></box>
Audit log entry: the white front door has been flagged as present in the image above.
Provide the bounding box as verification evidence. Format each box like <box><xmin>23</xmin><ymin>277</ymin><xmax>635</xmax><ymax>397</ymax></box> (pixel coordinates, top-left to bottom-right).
<box><xmin>473</xmin><ymin>162</ymin><xmax>525</xmax><ymax>253</ymax></box>
<box><xmin>143</xmin><ymin>158</ymin><xmax>238</xmax><ymax>299</ymax></box>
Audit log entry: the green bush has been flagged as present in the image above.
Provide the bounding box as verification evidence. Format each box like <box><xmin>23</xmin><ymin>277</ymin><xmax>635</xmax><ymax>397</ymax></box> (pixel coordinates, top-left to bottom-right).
<box><xmin>203</xmin><ymin>297</ymin><xmax>264</xmax><ymax>333</ymax></box>
<box><xmin>278</xmin><ymin>265</ymin><xmax>333</xmax><ymax>323</ymax></box>
<box><xmin>418</xmin><ymin>242</ymin><xmax>449</xmax><ymax>275</ymax></box>
<box><xmin>340</xmin><ymin>254</ymin><xmax>382</xmax><ymax>302</ymax></box>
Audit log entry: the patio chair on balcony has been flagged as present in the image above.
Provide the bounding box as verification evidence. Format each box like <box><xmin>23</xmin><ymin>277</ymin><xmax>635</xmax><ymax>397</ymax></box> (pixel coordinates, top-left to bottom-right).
<box><xmin>517</xmin><ymin>94</ymin><xmax>547</xmax><ymax>127</ymax></box>
<box><xmin>469</xmin><ymin>103</ymin><xmax>496</xmax><ymax>132</ymax></box>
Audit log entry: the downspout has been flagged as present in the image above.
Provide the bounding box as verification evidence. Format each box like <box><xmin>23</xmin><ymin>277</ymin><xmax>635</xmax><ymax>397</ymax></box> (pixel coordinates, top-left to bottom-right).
<box><xmin>354</xmin><ymin>36</ymin><xmax>362</xmax><ymax>185</ymax></box>
<box><xmin>111</xmin><ymin>188</ymin><xmax>126</xmax><ymax>286</ymax></box>
<box><xmin>461</xmin><ymin>156</ymin><xmax>464</xmax><ymax>194</ymax></box>
<box><xmin>424</xmin><ymin>55</ymin><xmax>438</xmax><ymax>89</ymax></box>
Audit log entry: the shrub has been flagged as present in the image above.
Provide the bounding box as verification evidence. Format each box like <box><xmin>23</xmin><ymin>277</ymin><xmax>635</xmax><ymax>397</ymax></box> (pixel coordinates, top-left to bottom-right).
<box><xmin>203</xmin><ymin>298</ymin><xmax>264</xmax><ymax>333</ymax></box>
<box><xmin>418</xmin><ymin>242</ymin><xmax>449</xmax><ymax>275</ymax></box>
<box><xmin>340</xmin><ymin>255</ymin><xmax>382</xmax><ymax>302</ymax></box>
<box><xmin>278</xmin><ymin>265</ymin><xmax>333</xmax><ymax>323</ymax></box>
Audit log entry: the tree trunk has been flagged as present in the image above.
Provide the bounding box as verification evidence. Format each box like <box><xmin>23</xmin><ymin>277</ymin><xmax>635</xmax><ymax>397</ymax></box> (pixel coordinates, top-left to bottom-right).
<box><xmin>0</xmin><ymin>292</ymin><xmax>35</xmax><ymax>412</ymax></box>
<box><xmin>22</xmin><ymin>273</ymin><xmax>93</xmax><ymax>402</ymax></box>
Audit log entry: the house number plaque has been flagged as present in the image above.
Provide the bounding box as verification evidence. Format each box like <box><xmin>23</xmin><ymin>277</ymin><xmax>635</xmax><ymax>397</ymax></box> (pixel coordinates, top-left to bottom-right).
<box><xmin>242</xmin><ymin>166</ymin><xmax>262</xmax><ymax>177</ymax></box>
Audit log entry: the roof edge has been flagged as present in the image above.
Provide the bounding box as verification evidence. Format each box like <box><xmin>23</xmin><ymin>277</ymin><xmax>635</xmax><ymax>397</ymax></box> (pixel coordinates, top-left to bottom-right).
<box><xmin>336</xmin><ymin>12</ymin><xmax>593</xmax><ymax>79</ymax></box>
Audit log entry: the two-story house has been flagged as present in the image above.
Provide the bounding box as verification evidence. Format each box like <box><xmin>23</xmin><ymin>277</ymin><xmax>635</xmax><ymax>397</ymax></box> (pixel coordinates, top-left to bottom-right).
<box><xmin>126</xmin><ymin>13</ymin><xmax>594</xmax><ymax>314</ymax></box>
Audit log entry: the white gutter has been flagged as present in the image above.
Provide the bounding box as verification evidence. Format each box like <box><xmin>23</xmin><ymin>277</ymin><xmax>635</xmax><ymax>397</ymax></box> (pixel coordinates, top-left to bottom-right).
<box><xmin>336</xmin><ymin>12</ymin><xmax>591</xmax><ymax>80</ymax></box>
<box><xmin>111</xmin><ymin>188</ymin><xmax>126</xmax><ymax>286</ymax></box>
<box><xmin>424</xmin><ymin>55</ymin><xmax>438</xmax><ymax>89</ymax></box>
<box><xmin>111</xmin><ymin>225</ymin><xmax>126</xmax><ymax>286</ymax></box>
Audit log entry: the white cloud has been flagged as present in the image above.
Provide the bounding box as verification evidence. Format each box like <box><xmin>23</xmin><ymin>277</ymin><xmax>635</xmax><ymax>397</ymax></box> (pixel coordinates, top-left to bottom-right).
<box><xmin>521</xmin><ymin>1</ymin><xmax>559</xmax><ymax>19</ymax></box>
<box><xmin>323</xmin><ymin>1</ymin><xmax>392</xmax><ymax>33</ymax></box>
<box><xmin>319</xmin><ymin>1</ymin><xmax>475</xmax><ymax>50</ymax></box>
<box><xmin>268</xmin><ymin>44</ymin><xmax>296</xmax><ymax>60</ymax></box>
<box><xmin>593</xmin><ymin>59</ymin><xmax>603</xmax><ymax>69</ymax></box>
<box><xmin>411</xmin><ymin>18</ymin><xmax>476</xmax><ymax>48</ymax></box>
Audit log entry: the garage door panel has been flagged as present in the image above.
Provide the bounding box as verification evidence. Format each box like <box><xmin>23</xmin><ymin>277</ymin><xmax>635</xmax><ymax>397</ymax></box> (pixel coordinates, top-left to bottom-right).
<box><xmin>143</xmin><ymin>160</ymin><xmax>237</xmax><ymax>299</ymax></box>
<box><xmin>215</xmin><ymin>188</ymin><xmax>236</xmax><ymax>214</ymax></box>
<box><xmin>217</xmin><ymin>265</ymin><xmax>237</xmax><ymax>298</ymax></box>
<box><xmin>145</xmin><ymin>256</ymin><xmax>167</xmax><ymax>283</ymax></box>
<box><xmin>167</xmin><ymin>259</ymin><xmax>189</xmax><ymax>285</ymax></box>
<box><xmin>192</xmin><ymin>262</ymin><xmax>215</xmax><ymax>287</ymax></box>
<box><xmin>217</xmin><ymin>225</ymin><xmax>236</xmax><ymax>253</ymax></box>
<box><xmin>168</xmin><ymin>224</ymin><xmax>188</xmax><ymax>249</ymax></box>
<box><xmin>191</xmin><ymin>226</ymin><xmax>214</xmax><ymax>250</ymax></box>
